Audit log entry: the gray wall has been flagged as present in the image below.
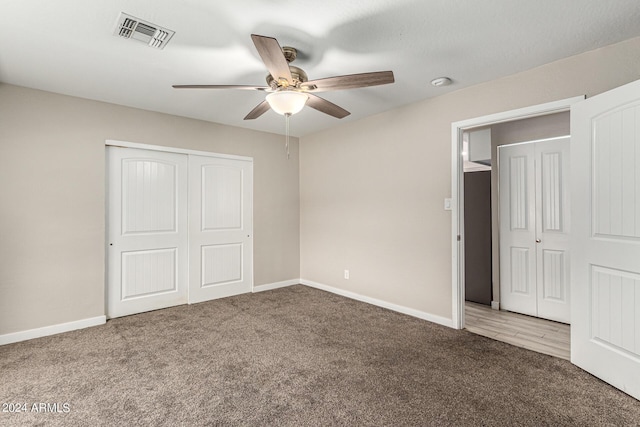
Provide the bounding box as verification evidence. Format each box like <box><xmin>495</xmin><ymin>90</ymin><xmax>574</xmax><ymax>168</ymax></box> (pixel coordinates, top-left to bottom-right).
<box><xmin>0</xmin><ymin>84</ymin><xmax>300</xmax><ymax>335</ymax></box>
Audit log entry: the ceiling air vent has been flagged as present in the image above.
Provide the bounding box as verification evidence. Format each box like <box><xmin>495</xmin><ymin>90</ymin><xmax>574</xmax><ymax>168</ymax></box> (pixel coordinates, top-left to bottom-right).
<box><xmin>114</xmin><ymin>13</ymin><xmax>175</xmax><ymax>49</ymax></box>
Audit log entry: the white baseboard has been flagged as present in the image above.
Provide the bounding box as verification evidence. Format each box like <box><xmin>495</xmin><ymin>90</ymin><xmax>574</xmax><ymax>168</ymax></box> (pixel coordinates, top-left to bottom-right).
<box><xmin>300</xmin><ymin>279</ymin><xmax>454</xmax><ymax>328</ymax></box>
<box><xmin>491</xmin><ymin>301</ymin><xmax>500</xmax><ymax>310</ymax></box>
<box><xmin>1</xmin><ymin>281</ymin><xmax>453</xmax><ymax>345</ymax></box>
<box><xmin>252</xmin><ymin>279</ymin><xmax>300</xmax><ymax>293</ymax></box>
<box><xmin>0</xmin><ymin>316</ymin><xmax>106</xmax><ymax>346</ymax></box>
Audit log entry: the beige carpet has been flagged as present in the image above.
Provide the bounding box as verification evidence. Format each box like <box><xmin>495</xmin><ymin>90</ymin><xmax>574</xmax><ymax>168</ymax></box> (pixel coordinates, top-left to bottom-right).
<box><xmin>1</xmin><ymin>285</ymin><xmax>639</xmax><ymax>426</ymax></box>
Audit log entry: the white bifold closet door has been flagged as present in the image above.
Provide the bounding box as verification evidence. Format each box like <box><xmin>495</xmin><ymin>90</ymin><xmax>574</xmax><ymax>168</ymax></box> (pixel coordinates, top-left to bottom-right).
<box><xmin>107</xmin><ymin>146</ymin><xmax>253</xmax><ymax>318</ymax></box>
<box><xmin>107</xmin><ymin>148</ymin><xmax>189</xmax><ymax>318</ymax></box>
<box><xmin>499</xmin><ymin>136</ymin><xmax>571</xmax><ymax>324</ymax></box>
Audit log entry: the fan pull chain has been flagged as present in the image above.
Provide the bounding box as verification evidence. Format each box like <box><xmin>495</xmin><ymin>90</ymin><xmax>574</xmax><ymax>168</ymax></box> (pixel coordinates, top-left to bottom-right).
<box><xmin>285</xmin><ymin>112</ymin><xmax>291</xmax><ymax>160</ymax></box>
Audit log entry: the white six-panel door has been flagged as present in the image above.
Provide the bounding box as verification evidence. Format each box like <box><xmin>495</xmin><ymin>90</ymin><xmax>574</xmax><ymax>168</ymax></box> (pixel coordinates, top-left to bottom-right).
<box><xmin>499</xmin><ymin>137</ymin><xmax>571</xmax><ymax>323</ymax></box>
<box><xmin>107</xmin><ymin>147</ymin><xmax>189</xmax><ymax>318</ymax></box>
<box><xmin>188</xmin><ymin>155</ymin><xmax>253</xmax><ymax>304</ymax></box>
<box><xmin>571</xmin><ymin>79</ymin><xmax>640</xmax><ymax>400</ymax></box>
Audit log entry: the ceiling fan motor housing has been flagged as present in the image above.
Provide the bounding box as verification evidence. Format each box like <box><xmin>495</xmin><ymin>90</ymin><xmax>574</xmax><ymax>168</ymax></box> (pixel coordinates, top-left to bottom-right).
<box><xmin>266</xmin><ymin>65</ymin><xmax>308</xmax><ymax>89</ymax></box>
<box><xmin>282</xmin><ymin>46</ymin><xmax>297</xmax><ymax>63</ymax></box>
<box><xmin>264</xmin><ymin>46</ymin><xmax>307</xmax><ymax>89</ymax></box>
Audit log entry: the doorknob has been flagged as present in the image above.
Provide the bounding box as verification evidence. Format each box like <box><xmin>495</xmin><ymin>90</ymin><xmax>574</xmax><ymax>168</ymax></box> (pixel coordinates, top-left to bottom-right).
<box><xmin>536</xmin><ymin>239</ymin><xmax>541</xmax><ymax>243</ymax></box>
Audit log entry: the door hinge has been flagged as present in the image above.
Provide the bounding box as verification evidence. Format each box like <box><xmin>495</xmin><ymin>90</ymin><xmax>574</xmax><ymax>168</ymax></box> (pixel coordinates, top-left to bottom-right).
<box><xmin>457</xmin><ymin>235</ymin><xmax>461</xmax><ymax>241</ymax></box>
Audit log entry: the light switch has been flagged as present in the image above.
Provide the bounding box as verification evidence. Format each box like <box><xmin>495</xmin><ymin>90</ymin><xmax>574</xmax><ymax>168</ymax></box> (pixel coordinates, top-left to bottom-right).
<box><xmin>444</xmin><ymin>198</ymin><xmax>453</xmax><ymax>211</ymax></box>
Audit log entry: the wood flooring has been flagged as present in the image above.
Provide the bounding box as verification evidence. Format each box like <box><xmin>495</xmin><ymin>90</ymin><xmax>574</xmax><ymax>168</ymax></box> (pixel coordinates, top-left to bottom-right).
<box><xmin>464</xmin><ymin>301</ymin><xmax>570</xmax><ymax>360</ymax></box>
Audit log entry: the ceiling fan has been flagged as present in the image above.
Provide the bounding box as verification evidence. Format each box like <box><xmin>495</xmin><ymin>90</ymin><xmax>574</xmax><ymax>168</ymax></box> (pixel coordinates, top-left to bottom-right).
<box><xmin>173</xmin><ymin>34</ymin><xmax>395</xmax><ymax>120</ymax></box>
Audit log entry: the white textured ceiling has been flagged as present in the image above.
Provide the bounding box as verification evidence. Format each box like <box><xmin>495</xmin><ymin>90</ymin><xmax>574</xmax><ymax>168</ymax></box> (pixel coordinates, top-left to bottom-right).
<box><xmin>1</xmin><ymin>0</ymin><xmax>639</xmax><ymax>136</ymax></box>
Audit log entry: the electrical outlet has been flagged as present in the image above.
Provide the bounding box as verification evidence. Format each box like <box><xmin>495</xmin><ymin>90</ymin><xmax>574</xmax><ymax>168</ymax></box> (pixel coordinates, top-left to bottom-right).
<box><xmin>344</xmin><ymin>269</ymin><xmax>350</xmax><ymax>280</ymax></box>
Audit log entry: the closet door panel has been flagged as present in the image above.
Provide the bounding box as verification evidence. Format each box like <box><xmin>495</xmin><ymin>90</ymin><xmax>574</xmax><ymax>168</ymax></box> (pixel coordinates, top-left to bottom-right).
<box><xmin>107</xmin><ymin>147</ymin><xmax>189</xmax><ymax>318</ymax></box>
<box><xmin>536</xmin><ymin>137</ymin><xmax>571</xmax><ymax>323</ymax></box>
<box><xmin>499</xmin><ymin>143</ymin><xmax>537</xmax><ymax>317</ymax></box>
<box><xmin>189</xmin><ymin>155</ymin><xmax>253</xmax><ymax>303</ymax></box>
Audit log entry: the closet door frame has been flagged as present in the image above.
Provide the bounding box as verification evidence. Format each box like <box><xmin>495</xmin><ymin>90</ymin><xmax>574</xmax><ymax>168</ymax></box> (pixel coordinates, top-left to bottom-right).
<box><xmin>450</xmin><ymin>96</ymin><xmax>584</xmax><ymax>330</ymax></box>
<box><xmin>498</xmin><ymin>136</ymin><xmax>571</xmax><ymax>323</ymax></box>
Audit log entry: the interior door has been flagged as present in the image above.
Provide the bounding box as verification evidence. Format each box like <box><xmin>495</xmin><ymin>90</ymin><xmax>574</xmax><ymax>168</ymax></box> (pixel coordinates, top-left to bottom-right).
<box><xmin>499</xmin><ymin>143</ymin><xmax>537</xmax><ymax>317</ymax></box>
<box><xmin>188</xmin><ymin>155</ymin><xmax>253</xmax><ymax>304</ymax></box>
<box><xmin>571</xmin><ymin>79</ymin><xmax>640</xmax><ymax>400</ymax></box>
<box><xmin>535</xmin><ymin>137</ymin><xmax>571</xmax><ymax>323</ymax></box>
<box><xmin>107</xmin><ymin>147</ymin><xmax>188</xmax><ymax>318</ymax></box>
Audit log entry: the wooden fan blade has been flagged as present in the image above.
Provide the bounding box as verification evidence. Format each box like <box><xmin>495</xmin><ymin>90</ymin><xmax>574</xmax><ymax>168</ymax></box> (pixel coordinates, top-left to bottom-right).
<box><xmin>301</xmin><ymin>71</ymin><xmax>394</xmax><ymax>92</ymax></box>
<box><xmin>306</xmin><ymin>94</ymin><xmax>350</xmax><ymax>119</ymax></box>
<box><xmin>173</xmin><ymin>85</ymin><xmax>269</xmax><ymax>90</ymax></box>
<box><xmin>251</xmin><ymin>34</ymin><xmax>293</xmax><ymax>85</ymax></box>
<box><xmin>244</xmin><ymin>100</ymin><xmax>271</xmax><ymax>120</ymax></box>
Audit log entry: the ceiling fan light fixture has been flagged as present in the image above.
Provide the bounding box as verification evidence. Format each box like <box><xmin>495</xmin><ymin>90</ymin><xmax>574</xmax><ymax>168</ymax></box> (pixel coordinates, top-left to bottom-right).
<box><xmin>266</xmin><ymin>91</ymin><xmax>309</xmax><ymax>115</ymax></box>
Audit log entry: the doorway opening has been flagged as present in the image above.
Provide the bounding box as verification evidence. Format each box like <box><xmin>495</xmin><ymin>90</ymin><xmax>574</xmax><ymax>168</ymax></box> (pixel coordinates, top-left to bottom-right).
<box><xmin>450</xmin><ymin>97</ymin><xmax>584</xmax><ymax>356</ymax></box>
<box><xmin>462</xmin><ymin>118</ymin><xmax>572</xmax><ymax>357</ymax></box>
